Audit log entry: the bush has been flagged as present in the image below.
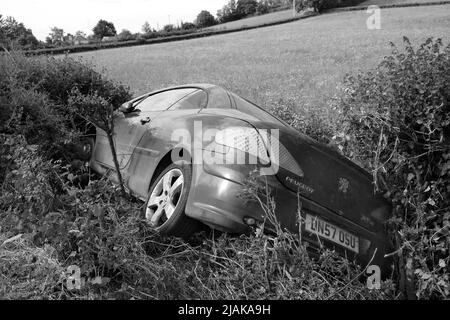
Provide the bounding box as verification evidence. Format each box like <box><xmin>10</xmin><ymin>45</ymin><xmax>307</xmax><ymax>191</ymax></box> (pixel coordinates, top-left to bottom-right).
<box><xmin>256</xmin><ymin>2</ymin><xmax>270</xmax><ymax>15</ymax></box>
<box><xmin>336</xmin><ymin>37</ymin><xmax>450</xmax><ymax>299</ymax></box>
<box><xmin>269</xmin><ymin>98</ymin><xmax>334</xmax><ymax>145</ymax></box>
<box><xmin>0</xmin><ymin>52</ymin><xmax>131</xmax><ymax>157</ymax></box>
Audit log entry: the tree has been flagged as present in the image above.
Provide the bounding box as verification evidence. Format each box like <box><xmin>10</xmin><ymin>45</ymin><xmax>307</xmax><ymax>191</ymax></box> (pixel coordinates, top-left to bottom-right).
<box><xmin>0</xmin><ymin>15</ymin><xmax>5</xmax><ymax>47</ymax></box>
<box><xmin>63</xmin><ymin>33</ymin><xmax>74</xmax><ymax>45</ymax></box>
<box><xmin>181</xmin><ymin>22</ymin><xmax>196</xmax><ymax>30</ymax></box>
<box><xmin>48</xmin><ymin>27</ymin><xmax>64</xmax><ymax>45</ymax></box>
<box><xmin>195</xmin><ymin>10</ymin><xmax>216</xmax><ymax>28</ymax></box>
<box><xmin>236</xmin><ymin>0</ymin><xmax>258</xmax><ymax>16</ymax></box>
<box><xmin>217</xmin><ymin>0</ymin><xmax>240</xmax><ymax>23</ymax></box>
<box><xmin>256</xmin><ymin>2</ymin><xmax>270</xmax><ymax>14</ymax></box>
<box><xmin>92</xmin><ymin>19</ymin><xmax>117</xmax><ymax>39</ymax></box>
<box><xmin>142</xmin><ymin>21</ymin><xmax>152</xmax><ymax>34</ymax></box>
<box><xmin>163</xmin><ymin>24</ymin><xmax>175</xmax><ymax>33</ymax></box>
<box><xmin>296</xmin><ymin>0</ymin><xmax>325</xmax><ymax>13</ymax></box>
<box><xmin>74</xmin><ymin>31</ymin><xmax>87</xmax><ymax>39</ymax></box>
<box><xmin>0</xmin><ymin>15</ymin><xmax>38</xmax><ymax>49</ymax></box>
<box><xmin>118</xmin><ymin>29</ymin><xmax>133</xmax><ymax>41</ymax></box>
<box><xmin>68</xmin><ymin>87</ymin><xmax>129</xmax><ymax>196</ymax></box>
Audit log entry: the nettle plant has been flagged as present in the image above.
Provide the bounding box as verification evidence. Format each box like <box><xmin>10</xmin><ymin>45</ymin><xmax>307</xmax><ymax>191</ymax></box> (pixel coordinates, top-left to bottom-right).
<box><xmin>336</xmin><ymin>37</ymin><xmax>450</xmax><ymax>299</ymax></box>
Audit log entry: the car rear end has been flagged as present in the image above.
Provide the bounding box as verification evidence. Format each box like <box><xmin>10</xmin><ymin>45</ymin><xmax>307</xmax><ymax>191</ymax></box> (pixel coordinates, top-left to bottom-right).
<box><xmin>184</xmin><ymin>106</ymin><xmax>393</xmax><ymax>277</ymax></box>
<box><xmin>253</xmin><ymin>122</ymin><xmax>394</xmax><ymax>277</ymax></box>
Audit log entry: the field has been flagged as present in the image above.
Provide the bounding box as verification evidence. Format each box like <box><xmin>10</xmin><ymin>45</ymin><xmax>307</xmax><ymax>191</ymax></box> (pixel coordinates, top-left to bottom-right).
<box><xmin>361</xmin><ymin>0</ymin><xmax>446</xmax><ymax>5</ymax></box>
<box><xmin>72</xmin><ymin>5</ymin><xmax>450</xmax><ymax>122</ymax></box>
<box><xmin>205</xmin><ymin>9</ymin><xmax>295</xmax><ymax>32</ymax></box>
<box><xmin>203</xmin><ymin>0</ymin><xmax>444</xmax><ymax>32</ymax></box>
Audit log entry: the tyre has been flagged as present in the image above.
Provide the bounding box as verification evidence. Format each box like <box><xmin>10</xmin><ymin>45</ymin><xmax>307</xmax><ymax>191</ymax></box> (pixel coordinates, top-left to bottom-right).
<box><xmin>75</xmin><ymin>137</ymin><xmax>95</xmax><ymax>162</ymax></box>
<box><xmin>143</xmin><ymin>162</ymin><xmax>201</xmax><ymax>238</ymax></box>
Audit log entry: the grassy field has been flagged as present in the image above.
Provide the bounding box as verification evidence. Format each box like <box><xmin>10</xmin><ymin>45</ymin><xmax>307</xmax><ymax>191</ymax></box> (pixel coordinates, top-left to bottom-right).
<box><xmin>200</xmin><ymin>0</ymin><xmax>445</xmax><ymax>33</ymax></box>
<box><xmin>72</xmin><ymin>5</ymin><xmax>450</xmax><ymax>122</ymax></box>
<box><xmin>361</xmin><ymin>0</ymin><xmax>446</xmax><ymax>5</ymax></box>
<box><xmin>205</xmin><ymin>9</ymin><xmax>295</xmax><ymax>32</ymax></box>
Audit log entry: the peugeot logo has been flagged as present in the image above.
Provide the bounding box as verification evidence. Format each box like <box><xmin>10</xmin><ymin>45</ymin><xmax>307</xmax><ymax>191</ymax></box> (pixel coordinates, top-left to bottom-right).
<box><xmin>338</xmin><ymin>178</ymin><xmax>350</xmax><ymax>194</ymax></box>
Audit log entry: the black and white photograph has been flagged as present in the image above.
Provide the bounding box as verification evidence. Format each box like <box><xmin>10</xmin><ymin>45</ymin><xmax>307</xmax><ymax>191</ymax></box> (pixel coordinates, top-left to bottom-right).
<box><xmin>0</xmin><ymin>0</ymin><xmax>449</xmax><ymax>307</ymax></box>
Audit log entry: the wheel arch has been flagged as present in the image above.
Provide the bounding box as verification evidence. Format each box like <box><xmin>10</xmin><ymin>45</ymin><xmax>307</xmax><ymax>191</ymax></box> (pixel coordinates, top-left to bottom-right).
<box><xmin>148</xmin><ymin>147</ymin><xmax>193</xmax><ymax>191</ymax></box>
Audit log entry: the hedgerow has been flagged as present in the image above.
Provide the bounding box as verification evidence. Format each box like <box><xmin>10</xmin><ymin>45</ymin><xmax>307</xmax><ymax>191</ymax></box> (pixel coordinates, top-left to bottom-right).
<box><xmin>335</xmin><ymin>37</ymin><xmax>450</xmax><ymax>299</ymax></box>
<box><xmin>269</xmin><ymin>98</ymin><xmax>335</xmax><ymax>144</ymax></box>
<box><xmin>0</xmin><ymin>52</ymin><xmax>131</xmax><ymax>157</ymax></box>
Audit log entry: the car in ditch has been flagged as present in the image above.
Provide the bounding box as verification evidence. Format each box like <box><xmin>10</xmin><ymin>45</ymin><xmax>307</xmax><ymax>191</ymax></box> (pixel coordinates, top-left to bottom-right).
<box><xmin>83</xmin><ymin>83</ymin><xmax>393</xmax><ymax>276</ymax></box>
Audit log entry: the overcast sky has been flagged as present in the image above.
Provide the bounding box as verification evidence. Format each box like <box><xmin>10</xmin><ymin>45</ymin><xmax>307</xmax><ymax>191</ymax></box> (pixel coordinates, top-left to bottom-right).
<box><xmin>1</xmin><ymin>0</ymin><xmax>227</xmax><ymax>40</ymax></box>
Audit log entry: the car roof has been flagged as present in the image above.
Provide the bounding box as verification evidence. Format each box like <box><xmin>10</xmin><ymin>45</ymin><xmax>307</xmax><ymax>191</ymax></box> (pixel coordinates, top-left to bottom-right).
<box><xmin>151</xmin><ymin>83</ymin><xmax>219</xmax><ymax>93</ymax></box>
<box><xmin>130</xmin><ymin>83</ymin><xmax>222</xmax><ymax>105</ymax></box>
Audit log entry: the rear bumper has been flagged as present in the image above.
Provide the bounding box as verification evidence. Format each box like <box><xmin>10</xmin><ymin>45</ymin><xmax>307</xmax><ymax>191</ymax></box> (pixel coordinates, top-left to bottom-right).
<box><xmin>185</xmin><ymin>164</ymin><xmax>265</xmax><ymax>233</ymax></box>
<box><xmin>185</xmin><ymin>163</ymin><xmax>393</xmax><ymax>276</ymax></box>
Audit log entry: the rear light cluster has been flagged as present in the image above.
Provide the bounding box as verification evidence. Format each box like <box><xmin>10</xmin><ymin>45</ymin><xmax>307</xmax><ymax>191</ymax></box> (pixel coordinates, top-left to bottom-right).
<box><xmin>213</xmin><ymin>126</ymin><xmax>270</xmax><ymax>165</ymax></box>
<box><xmin>203</xmin><ymin>124</ymin><xmax>304</xmax><ymax>182</ymax></box>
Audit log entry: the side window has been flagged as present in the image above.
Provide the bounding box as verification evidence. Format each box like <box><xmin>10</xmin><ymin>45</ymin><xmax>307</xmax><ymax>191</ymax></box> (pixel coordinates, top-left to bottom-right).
<box><xmin>231</xmin><ymin>93</ymin><xmax>285</xmax><ymax>126</ymax></box>
<box><xmin>169</xmin><ymin>89</ymin><xmax>208</xmax><ymax>110</ymax></box>
<box><xmin>136</xmin><ymin>88</ymin><xmax>196</xmax><ymax>112</ymax></box>
<box><xmin>206</xmin><ymin>87</ymin><xmax>232</xmax><ymax>109</ymax></box>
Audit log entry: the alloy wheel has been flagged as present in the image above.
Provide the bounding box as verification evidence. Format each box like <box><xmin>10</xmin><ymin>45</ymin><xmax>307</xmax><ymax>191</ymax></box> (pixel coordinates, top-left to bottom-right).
<box><xmin>145</xmin><ymin>168</ymin><xmax>184</xmax><ymax>227</ymax></box>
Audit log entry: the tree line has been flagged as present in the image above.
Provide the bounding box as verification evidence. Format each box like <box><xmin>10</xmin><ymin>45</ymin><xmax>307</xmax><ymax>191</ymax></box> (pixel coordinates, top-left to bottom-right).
<box><xmin>1</xmin><ymin>0</ymin><xmax>357</xmax><ymax>51</ymax></box>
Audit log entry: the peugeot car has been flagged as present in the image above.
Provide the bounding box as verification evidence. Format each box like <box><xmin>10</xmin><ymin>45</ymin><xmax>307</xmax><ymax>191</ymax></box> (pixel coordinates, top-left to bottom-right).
<box><xmin>84</xmin><ymin>84</ymin><xmax>393</xmax><ymax>275</ymax></box>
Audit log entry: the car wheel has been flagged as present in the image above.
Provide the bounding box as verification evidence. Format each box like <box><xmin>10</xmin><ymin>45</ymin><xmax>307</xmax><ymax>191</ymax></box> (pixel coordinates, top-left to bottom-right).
<box><xmin>144</xmin><ymin>162</ymin><xmax>200</xmax><ymax>238</ymax></box>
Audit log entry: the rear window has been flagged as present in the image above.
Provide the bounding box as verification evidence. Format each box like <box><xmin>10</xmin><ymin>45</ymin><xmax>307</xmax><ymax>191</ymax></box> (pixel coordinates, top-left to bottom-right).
<box><xmin>136</xmin><ymin>88</ymin><xmax>196</xmax><ymax>112</ymax></box>
<box><xmin>169</xmin><ymin>89</ymin><xmax>208</xmax><ymax>110</ymax></box>
<box><xmin>206</xmin><ymin>87</ymin><xmax>232</xmax><ymax>109</ymax></box>
<box><xmin>231</xmin><ymin>93</ymin><xmax>286</xmax><ymax>126</ymax></box>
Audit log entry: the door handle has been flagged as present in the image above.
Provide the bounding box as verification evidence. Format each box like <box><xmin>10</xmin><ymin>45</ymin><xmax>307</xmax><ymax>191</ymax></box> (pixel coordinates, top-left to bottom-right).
<box><xmin>140</xmin><ymin>117</ymin><xmax>151</xmax><ymax>125</ymax></box>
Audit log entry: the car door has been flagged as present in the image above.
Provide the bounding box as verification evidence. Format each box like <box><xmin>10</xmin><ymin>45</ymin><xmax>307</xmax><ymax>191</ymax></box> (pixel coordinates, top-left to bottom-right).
<box><xmin>93</xmin><ymin>88</ymin><xmax>197</xmax><ymax>172</ymax></box>
<box><xmin>126</xmin><ymin>88</ymin><xmax>209</xmax><ymax>199</ymax></box>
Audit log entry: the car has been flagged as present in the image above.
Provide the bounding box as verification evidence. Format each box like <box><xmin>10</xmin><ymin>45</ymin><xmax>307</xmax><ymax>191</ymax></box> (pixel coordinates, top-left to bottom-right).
<box><xmin>85</xmin><ymin>83</ymin><xmax>393</xmax><ymax>276</ymax></box>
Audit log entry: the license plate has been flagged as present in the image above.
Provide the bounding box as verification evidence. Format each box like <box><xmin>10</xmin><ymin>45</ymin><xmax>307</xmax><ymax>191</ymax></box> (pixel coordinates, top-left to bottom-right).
<box><xmin>305</xmin><ymin>214</ymin><xmax>359</xmax><ymax>254</ymax></box>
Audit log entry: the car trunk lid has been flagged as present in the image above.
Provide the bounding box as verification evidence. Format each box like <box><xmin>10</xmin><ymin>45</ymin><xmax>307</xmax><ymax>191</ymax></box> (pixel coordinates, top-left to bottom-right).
<box><xmin>254</xmin><ymin>123</ymin><xmax>390</xmax><ymax>232</ymax></box>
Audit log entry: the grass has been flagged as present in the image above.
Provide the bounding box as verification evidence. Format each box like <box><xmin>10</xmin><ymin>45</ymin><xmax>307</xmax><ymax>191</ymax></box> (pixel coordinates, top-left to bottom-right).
<box><xmin>203</xmin><ymin>0</ymin><xmax>445</xmax><ymax>33</ymax></box>
<box><xmin>205</xmin><ymin>9</ymin><xmax>295</xmax><ymax>32</ymax></box>
<box><xmin>71</xmin><ymin>5</ymin><xmax>450</xmax><ymax>123</ymax></box>
<box><xmin>361</xmin><ymin>0</ymin><xmax>446</xmax><ymax>5</ymax></box>
<box><xmin>203</xmin><ymin>0</ymin><xmax>448</xmax><ymax>34</ymax></box>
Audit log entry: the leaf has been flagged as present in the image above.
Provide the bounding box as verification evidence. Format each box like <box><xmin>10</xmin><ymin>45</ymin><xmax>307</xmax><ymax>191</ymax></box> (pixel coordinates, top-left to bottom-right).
<box><xmin>439</xmin><ymin>259</ymin><xmax>446</xmax><ymax>268</ymax></box>
<box><xmin>90</xmin><ymin>276</ymin><xmax>110</xmax><ymax>286</ymax></box>
<box><xmin>421</xmin><ymin>273</ymin><xmax>432</xmax><ymax>280</ymax></box>
<box><xmin>94</xmin><ymin>205</ymin><xmax>103</xmax><ymax>217</ymax></box>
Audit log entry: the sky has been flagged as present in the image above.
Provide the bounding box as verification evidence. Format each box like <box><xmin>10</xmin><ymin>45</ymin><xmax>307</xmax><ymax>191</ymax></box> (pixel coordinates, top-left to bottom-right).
<box><xmin>1</xmin><ymin>0</ymin><xmax>227</xmax><ymax>40</ymax></box>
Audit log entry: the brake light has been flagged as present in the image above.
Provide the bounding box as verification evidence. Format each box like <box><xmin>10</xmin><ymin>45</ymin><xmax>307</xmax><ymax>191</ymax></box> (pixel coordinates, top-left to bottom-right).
<box><xmin>214</xmin><ymin>126</ymin><xmax>270</xmax><ymax>165</ymax></box>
